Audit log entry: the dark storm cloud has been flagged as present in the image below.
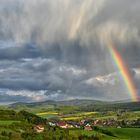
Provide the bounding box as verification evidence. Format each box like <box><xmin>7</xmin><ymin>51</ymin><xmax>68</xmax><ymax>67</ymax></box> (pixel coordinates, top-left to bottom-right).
<box><xmin>0</xmin><ymin>94</ymin><xmax>31</xmax><ymax>102</ymax></box>
<box><xmin>0</xmin><ymin>89</ymin><xmax>48</xmax><ymax>102</ymax></box>
<box><xmin>0</xmin><ymin>44</ymin><xmax>41</xmax><ymax>59</ymax></box>
<box><xmin>0</xmin><ymin>0</ymin><xmax>140</xmax><ymax>102</ymax></box>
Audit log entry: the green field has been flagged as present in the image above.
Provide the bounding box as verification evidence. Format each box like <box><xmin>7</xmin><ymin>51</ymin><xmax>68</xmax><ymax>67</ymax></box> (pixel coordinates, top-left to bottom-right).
<box><xmin>0</xmin><ymin>120</ymin><xmax>20</xmax><ymax>125</ymax></box>
<box><xmin>103</xmin><ymin>128</ymin><xmax>140</xmax><ymax>140</ymax></box>
<box><xmin>36</xmin><ymin>111</ymin><xmax>98</xmax><ymax>120</ymax></box>
<box><xmin>69</xmin><ymin>128</ymin><xmax>140</xmax><ymax>140</ymax></box>
<box><xmin>36</xmin><ymin>111</ymin><xmax>139</xmax><ymax>121</ymax></box>
<box><xmin>69</xmin><ymin>129</ymin><xmax>104</xmax><ymax>139</ymax></box>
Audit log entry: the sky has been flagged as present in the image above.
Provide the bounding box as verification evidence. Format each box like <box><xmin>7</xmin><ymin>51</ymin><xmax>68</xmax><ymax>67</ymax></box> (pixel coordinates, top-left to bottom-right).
<box><xmin>0</xmin><ymin>0</ymin><xmax>140</xmax><ymax>103</ymax></box>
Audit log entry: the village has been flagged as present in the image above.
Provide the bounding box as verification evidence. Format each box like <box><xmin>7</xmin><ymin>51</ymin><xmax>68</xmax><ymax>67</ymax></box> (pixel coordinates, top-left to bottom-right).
<box><xmin>34</xmin><ymin>118</ymin><xmax>140</xmax><ymax>133</ymax></box>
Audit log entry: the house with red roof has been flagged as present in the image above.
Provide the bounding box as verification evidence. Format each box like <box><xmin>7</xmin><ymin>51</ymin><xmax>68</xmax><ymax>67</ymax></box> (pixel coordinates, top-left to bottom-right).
<box><xmin>84</xmin><ymin>125</ymin><xmax>92</xmax><ymax>131</ymax></box>
<box><xmin>34</xmin><ymin>125</ymin><xmax>45</xmax><ymax>133</ymax></box>
<box><xmin>57</xmin><ymin>122</ymin><xmax>74</xmax><ymax>128</ymax></box>
<box><xmin>57</xmin><ymin>122</ymin><xmax>68</xmax><ymax>128</ymax></box>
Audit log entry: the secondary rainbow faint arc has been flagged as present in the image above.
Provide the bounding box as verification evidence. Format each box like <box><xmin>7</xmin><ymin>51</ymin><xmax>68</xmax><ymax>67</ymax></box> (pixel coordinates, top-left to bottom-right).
<box><xmin>108</xmin><ymin>40</ymin><xmax>139</xmax><ymax>102</ymax></box>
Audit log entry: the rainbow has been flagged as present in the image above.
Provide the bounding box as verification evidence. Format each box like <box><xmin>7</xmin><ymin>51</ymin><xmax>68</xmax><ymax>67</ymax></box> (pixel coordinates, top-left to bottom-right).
<box><xmin>108</xmin><ymin>40</ymin><xmax>139</xmax><ymax>102</ymax></box>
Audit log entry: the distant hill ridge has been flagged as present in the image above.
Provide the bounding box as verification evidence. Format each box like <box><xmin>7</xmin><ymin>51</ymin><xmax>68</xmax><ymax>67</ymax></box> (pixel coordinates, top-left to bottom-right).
<box><xmin>10</xmin><ymin>99</ymin><xmax>108</xmax><ymax>107</ymax></box>
<box><xmin>9</xmin><ymin>99</ymin><xmax>140</xmax><ymax>112</ymax></box>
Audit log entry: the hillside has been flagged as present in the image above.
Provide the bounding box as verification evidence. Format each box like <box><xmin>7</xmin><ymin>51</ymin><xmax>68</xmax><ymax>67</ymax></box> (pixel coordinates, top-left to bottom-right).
<box><xmin>0</xmin><ymin>109</ymin><xmax>104</xmax><ymax>140</ymax></box>
<box><xmin>8</xmin><ymin>99</ymin><xmax>140</xmax><ymax>113</ymax></box>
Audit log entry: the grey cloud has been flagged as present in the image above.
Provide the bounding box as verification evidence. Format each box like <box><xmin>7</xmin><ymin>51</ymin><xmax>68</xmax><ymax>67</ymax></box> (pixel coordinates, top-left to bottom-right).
<box><xmin>0</xmin><ymin>0</ymin><xmax>140</xmax><ymax>102</ymax></box>
<box><xmin>0</xmin><ymin>89</ymin><xmax>48</xmax><ymax>102</ymax></box>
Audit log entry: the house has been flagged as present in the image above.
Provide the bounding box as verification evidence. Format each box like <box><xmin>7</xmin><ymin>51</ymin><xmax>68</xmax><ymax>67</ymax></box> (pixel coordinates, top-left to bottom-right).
<box><xmin>84</xmin><ymin>125</ymin><xmax>92</xmax><ymax>131</ymax></box>
<box><xmin>67</xmin><ymin>123</ymin><xmax>74</xmax><ymax>128</ymax></box>
<box><xmin>57</xmin><ymin>122</ymin><xmax>68</xmax><ymax>128</ymax></box>
<box><xmin>80</xmin><ymin>119</ymin><xmax>85</xmax><ymax>125</ymax></box>
<box><xmin>34</xmin><ymin>125</ymin><xmax>45</xmax><ymax>133</ymax></box>
<box><xmin>85</xmin><ymin>123</ymin><xmax>90</xmax><ymax>126</ymax></box>
<box><xmin>57</xmin><ymin>122</ymin><xmax>74</xmax><ymax>128</ymax></box>
<box><xmin>93</xmin><ymin>119</ymin><xmax>99</xmax><ymax>125</ymax></box>
<box><xmin>74</xmin><ymin>124</ymin><xmax>81</xmax><ymax>128</ymax></box>
<box><xmin>49</xmin><ymin>122</ymin><xmax>56</xmax><ymax>126</ymax></box>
